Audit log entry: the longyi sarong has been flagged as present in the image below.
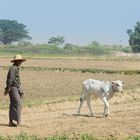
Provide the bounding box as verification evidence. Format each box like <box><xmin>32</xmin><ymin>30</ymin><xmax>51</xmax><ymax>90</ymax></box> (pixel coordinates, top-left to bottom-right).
<box><xmin>9</xmin><ymin>86</ymin><xmax>22</xmax><ymax>122</ymax></box>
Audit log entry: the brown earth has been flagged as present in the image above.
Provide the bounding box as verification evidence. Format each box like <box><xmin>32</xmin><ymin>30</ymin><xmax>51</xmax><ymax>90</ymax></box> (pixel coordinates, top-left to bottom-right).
<box><xmin>1</xmin><ymin>57</ymin><xmax>140</xmax><ymax>70</ymax></box>
<box><xmin>0</xmin><ymin>57</ymin><xmax>140</xmax><ymax>139</ymax></box>
<box><xmin>0</xmin><ymin>94</ymin><xmax>140</xmax><ymax>139</ymax></box>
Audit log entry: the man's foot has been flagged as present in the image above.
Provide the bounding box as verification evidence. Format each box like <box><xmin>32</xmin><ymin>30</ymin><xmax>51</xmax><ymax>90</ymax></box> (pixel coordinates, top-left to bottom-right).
<box><xmin>9</xmin><ymin>122</ymin><xmax>17</xmax><ymax>127</ymax></box>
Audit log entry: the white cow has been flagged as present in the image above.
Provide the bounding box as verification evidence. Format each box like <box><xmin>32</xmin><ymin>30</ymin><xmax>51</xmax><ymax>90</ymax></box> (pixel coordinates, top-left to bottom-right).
<box><xmin>77</xmin><ymin>79</ymin><xmax>124</xmax><ymax>117</ymax></box>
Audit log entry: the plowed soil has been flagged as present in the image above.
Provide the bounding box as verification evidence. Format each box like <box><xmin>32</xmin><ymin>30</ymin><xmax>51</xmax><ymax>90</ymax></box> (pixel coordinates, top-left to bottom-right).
<box><xmin>0</xmin><ymin>94</ymin><xmax>140</xmax><ymax>139</ymax></box>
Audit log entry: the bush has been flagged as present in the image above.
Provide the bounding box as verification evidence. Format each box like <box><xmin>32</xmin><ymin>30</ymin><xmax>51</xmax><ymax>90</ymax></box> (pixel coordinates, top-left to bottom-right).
<box><xmin>0</xmin><ymin>44</ymin><xmax>131</xmax><ymax>56</ymax></box>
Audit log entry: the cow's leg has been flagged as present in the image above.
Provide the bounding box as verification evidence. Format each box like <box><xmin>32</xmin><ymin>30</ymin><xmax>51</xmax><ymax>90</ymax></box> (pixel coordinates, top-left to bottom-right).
<box><xmin>102</xmin><ymin>97</ymin><xmax>110</xmax><ymax>117</ymax></box>
<box><xmin>77</xmin><ymin>94</ymin><xmax>86</xmax><ymax>115</ymax></box>
<box><xmin>87</xmin><ymin>95</ymin><xmax>95</xmax><ymax>117</ymax></box>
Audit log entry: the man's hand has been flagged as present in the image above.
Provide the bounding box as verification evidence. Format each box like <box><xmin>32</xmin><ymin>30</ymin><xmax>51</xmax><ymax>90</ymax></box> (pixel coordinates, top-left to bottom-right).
<box><xmin>3</xmin><ymin>90</ymin><xmax>9</xmax><ymax>95</ymax></box>
<box><xmin>18</xmin><ymin>88</ymin><xmax>24</xmax><ymax>97</ymax></box>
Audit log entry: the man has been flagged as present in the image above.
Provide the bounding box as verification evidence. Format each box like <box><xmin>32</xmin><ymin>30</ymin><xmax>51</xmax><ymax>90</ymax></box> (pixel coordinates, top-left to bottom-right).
<box><xmin>4</xmin><ymin>54</ymin><xmax>26</xmax><ymax>127</ymax></box>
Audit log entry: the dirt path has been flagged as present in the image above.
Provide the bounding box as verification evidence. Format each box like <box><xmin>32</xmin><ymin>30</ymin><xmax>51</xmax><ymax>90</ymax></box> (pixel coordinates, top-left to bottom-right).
<box><xmin>0</xmin><ymin>95</ymin><xmax>140</xmax><ymax>139</ymax></box>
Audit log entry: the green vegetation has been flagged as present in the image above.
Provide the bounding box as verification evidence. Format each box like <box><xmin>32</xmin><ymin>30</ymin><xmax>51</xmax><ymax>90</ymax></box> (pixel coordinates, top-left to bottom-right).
<box><xmin>0</xmin><ymin>43</ymin><xmax>131</xmax><ymax>57</ymax></box>
<box><xmin>1</xmin><ymin>65</ymin><xmax>140</xmax><ymax>75</ymax></box>
<box><xmin>127</xmin><ymin>22</ymin><xmax>140</xmax><ymax>52</ymax></box>
<box><xmin>0</xmin><ymin>133</ymin><xmax>139</xmax><ymax>140</ymax></box>
<box><xmin>48</xmin><ymin>36</ymin><xmax>65</xmax><ymax>46</ymax></box>
<box><xmin>0</xmin><ymin>19</ymin><xmax>31</xmax><ymax>44</ymax></box>
<box><xmin>1</xmin><ymin>19</ymin><xmax>140</xmax><ymax>54</ymax></box>
<box><xmin>127</xmin><ymin>137</ymin><xmax>140</xmax><ymax>140</ymax></box>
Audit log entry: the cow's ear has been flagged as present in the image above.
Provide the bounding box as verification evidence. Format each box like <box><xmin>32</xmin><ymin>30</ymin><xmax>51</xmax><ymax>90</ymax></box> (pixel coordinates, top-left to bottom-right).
<box><xmin>112</xmin><ymin>81</ymin><xmax>115</xmax><ymax>84</ymax></box>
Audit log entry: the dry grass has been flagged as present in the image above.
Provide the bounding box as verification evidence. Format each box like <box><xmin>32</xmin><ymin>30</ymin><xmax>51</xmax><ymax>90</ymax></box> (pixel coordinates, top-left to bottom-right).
<box><xmin>1</xmin><ymin>57</ymin><xmax>140</xmax><ymax>70</ymax></box>
<box><xmin>0</xmin><ymin>57</ymin><xmax>140</xmax><ymax>106</ymax></box>
<box><xmin>0</xmin><ymin>69</ymin><xmax>140</xmax><ymax>108</ymax></box>
<box><xmin>1</xmin><ymin>56</ymin><xmax>140</xmax><ymax>105</ymax></box>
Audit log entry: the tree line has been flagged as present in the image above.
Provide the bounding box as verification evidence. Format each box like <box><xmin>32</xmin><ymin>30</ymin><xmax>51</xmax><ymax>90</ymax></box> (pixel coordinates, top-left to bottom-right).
<box><xmin>0</xmin><ymin>19</ymin><xmax>140</xmax><ymax>53</ymax></box>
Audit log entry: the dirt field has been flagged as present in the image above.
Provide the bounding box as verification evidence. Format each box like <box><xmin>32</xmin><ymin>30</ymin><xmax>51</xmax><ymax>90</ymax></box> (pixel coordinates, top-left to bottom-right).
<box><xmin>0</xmin><ymin>57</ymin><xmax>140</xmax><ymax>139</ymax></box>
<box><xmin>1</xmin><ymin>57</ymin><xmax>140</xmax><ymax>70</ymax></box>
<box><xmin>0</xmin><ymin>93</ymin><xmax>140</xmax><ymax>139</ymax></box>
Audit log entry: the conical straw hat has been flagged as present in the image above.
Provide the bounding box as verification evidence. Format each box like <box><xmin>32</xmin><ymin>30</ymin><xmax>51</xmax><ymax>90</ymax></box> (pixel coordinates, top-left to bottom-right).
<box><xmin>11</xmin><ymin>54</ymin><xmax>26</xmax><ymax>62</ymax></box>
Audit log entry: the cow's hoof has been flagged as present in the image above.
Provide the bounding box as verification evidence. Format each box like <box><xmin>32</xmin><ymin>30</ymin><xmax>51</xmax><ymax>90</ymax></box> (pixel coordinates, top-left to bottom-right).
<box><xmin>103</xmin><ymin>114</ymin><xmax>109</xmax><ymax>118</ymax></box>
<box><xmin>105</xmin><ymin>114</ymin><xmax>109</xmax><ymax>117</ymax></box>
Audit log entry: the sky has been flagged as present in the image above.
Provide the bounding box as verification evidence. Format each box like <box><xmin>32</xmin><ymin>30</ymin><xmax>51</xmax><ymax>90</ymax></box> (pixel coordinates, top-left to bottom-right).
<box><xmin>0</xmin><ymin>0</ymin><xmax>140</xmax><ymax>46</ymax></box>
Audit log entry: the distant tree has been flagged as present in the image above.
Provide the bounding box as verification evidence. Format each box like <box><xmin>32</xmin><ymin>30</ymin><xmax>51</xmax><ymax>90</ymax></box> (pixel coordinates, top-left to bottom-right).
<box><xmin>18</xmin><ymin>41</ymin><xmax>32</xmax><ymax>46</ymax></box>
<box><xmin>64</xmin><ymin>43</ymin><xmax>75</xmax><ymax>50</ymax></box>
<box><xmin>127</xmin><ymin>22</ymin><xmax>140</xmax><ymax>52</ymax></box>
<box><xmin>91</xmin><ymin>41</ymin><xmax>100</xmax><ymax>46</ymax></box>
<box><xmin>0</xmin><ymin>19</ymin><xmax>31</xmax><ymax>45</ymax></box>
<box><xmin>48</xmin><ymin>36</ymin><xmax>65</xmax><ymax>46</ymax></box>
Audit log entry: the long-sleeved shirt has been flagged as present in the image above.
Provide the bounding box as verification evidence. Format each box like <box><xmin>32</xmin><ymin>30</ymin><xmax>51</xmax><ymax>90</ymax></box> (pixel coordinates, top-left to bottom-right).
<box><xmin>5</xmin><ymin>64</ymin><xmax>21</xmax><ymax>90</ymax></box>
